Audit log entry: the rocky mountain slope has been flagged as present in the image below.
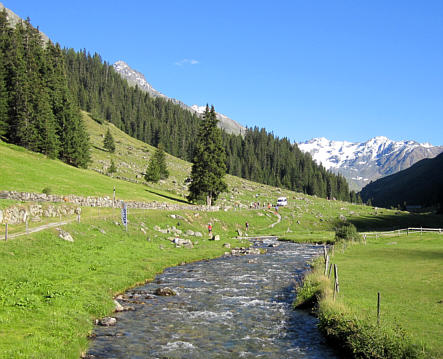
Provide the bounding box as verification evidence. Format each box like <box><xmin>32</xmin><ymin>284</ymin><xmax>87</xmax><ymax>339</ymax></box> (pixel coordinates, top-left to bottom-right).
<box><xmin>360</xmin><ymin>152</ymin><xmax>443</xmax><ymax>209</ymax></box>
<box><xmin>298</xmin><ymin>136</ymin><xmax>443</xmax><ymax>191</ymax></box>
<box><xmin>113</xmin><ymin>60</ymin><xmax>245</xmax><ymax>136</ymax></box>
<box><xmin>0</xmin><ymin>2</ymin><xmax>49</xmax><ymax>42</ymax></box>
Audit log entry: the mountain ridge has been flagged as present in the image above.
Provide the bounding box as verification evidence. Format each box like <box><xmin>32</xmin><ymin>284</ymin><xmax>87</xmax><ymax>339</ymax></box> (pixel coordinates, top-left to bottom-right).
<box><xmin>113</xmin><ymin>60</ymin><xmax>246</xmax><ymax>136</ymax></box>
<box><xmin>298</xmin><ymin>136</ymin><xmax>443</xmax><ymax>191</ymax></box>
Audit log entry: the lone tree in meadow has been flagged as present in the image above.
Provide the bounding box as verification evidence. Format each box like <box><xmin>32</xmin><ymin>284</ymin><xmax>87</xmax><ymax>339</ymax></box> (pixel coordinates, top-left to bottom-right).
<box><xmin>187</xmin><ymin>105</ymin><xmax>227</xmax><ymax>206</ymax></box>
<box><xmin>103</xmin><ymin>128</ymin><xmax>115</xmax><ymax>153</ymax></box>
<box><xmin>145</xmin><ymin>143</ymin><xmax>169</xmax><ymax>183</ymax></box>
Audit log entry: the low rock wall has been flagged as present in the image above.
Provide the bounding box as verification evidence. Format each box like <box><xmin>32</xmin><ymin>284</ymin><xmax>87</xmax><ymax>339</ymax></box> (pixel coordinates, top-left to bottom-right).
<box><xmin>0</xmin><ymin>191</ymin><xmax>219</xmax><ymax>224</ymax></box>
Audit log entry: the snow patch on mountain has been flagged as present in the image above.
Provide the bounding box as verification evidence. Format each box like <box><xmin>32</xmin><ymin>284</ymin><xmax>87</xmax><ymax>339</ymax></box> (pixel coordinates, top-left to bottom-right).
<box><xmin>298</xmin><ymin>137</ymin><xmax>443</xmax><ymax>191</ymax></box>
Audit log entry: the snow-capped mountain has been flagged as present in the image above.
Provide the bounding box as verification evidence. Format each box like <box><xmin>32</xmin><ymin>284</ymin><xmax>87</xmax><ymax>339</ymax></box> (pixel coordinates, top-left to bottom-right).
<box><xmin>298</xmin><ymin>136</ymin><xmax>443</xmax><ymax>191</ymax></box>
<box><xmin>113</xmin><ymin>61</ymin><xmax>245</xmax><ymax>136</ymax></box>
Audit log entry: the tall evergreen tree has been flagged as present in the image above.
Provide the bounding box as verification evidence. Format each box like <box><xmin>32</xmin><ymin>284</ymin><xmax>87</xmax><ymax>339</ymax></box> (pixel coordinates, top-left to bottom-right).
<box><xmin>103</xmin><ymin>128</ymin><xmax>115</xmax><ymax>153</ymax></box>
<box><xmin>145</xmin><ymin>143</ymin><xmax>169</xmax><ymax>183</ymax></box>
<box><xmin>188</xmin><ymin>105</ymin><xmax>227</xmax><ymax>205</ymax></box>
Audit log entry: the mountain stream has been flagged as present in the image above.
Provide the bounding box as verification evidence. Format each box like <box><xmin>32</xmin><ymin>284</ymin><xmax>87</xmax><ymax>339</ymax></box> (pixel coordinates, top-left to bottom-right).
<box><xmin>87</xmin><ymin>238</ymin><xmax>339</xmax><ymax>358</ymax></box>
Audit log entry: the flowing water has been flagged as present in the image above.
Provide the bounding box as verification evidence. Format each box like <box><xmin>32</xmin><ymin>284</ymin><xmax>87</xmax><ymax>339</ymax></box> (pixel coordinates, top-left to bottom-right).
<box><xmin>87</xmin><ymin>238</ymin><xmax>339</xmax><ymax>358</ymax></box>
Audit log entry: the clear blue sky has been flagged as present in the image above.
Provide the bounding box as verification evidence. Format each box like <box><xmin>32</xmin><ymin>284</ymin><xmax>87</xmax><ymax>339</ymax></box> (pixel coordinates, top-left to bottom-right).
<box><xmin>5</xmin><ymin>0</ymin><xmax>443</xmax><ymax>145</ymax></box>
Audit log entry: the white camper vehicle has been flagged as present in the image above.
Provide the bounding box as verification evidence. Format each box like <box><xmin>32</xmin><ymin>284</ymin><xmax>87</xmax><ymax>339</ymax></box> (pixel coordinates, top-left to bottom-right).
<box><xmin>276</xmin><ymin>197</ymin><xmax>288</xmax><ymax>206</ymax></box>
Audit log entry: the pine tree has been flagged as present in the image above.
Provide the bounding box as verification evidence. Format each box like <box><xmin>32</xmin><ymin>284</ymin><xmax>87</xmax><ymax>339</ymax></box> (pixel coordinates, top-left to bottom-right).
<box><xmin>107</xmin><ymin>158</ymin><xmax>117</xmax><ymax>174</ymax></box>
<box><xmin>187</xmin><ymin>105</ymin><xmax>227</xmax><ymax>205</ymax></box>
<box><xmin>103</xmin><ymin>128</ymin><xmax>115</xmax><ymax>153</ymax></box>
<box><xmin>145</xmin><ymin>143</ymin><xmax>169</xmax><ymax>183</ymax></box>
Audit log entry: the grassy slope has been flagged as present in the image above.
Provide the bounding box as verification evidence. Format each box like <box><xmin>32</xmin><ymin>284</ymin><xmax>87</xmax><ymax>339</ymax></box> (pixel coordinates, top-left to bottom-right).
<box><xmin>331</xmin><ymin>234</ymin><xmax>443</xmax><ymax>357</ymax></box>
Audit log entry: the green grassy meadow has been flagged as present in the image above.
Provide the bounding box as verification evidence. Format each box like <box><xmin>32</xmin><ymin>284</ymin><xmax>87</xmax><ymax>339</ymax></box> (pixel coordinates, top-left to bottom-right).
<box><xmin>331</xmin><ymin>234</ymin><xmax>443</xmax><ymax>357</ymax></box>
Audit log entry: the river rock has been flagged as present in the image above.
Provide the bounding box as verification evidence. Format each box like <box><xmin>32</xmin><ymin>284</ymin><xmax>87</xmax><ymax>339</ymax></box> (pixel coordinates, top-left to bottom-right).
<box><xmin>173</xmin><ymin>238</ymin><xmax>193</xmax><ymax>248</ymax></box>
<box><xmin>237</xmin><ymin>229</ymin><xmax>243</xmax><ymax>236</ymax></box>
<box><xmin>212</xmin><ymin>234</ymin><xmax>220</xmax><ymax>241</ymax></box>
<box><xmin>185</xmin><ymin>230</ymin><xmax>195</xmax><ymax>236</ymax></box>
<box><xmin>154</xmin><ymin>287</ymin><xmax>176</xmax><ymax>296</ymax></box>
<box><xmin>223</xmin><ymin>243</ymin><xmax>231</xmax><ymax>249</ymax></box>
<box><xmin>114</xmin><ymin>300</ymin><xmax>124</xmax><ymax>312</ymax></box>
<box><xmin>194</xmin><ymin>231</ymin><xmax>203</xmax><ymax>237</ymax></box>
<box><xmin>96</xmin><ymin>317</ymin><xmax>117</xmax><ymax>326</ymax></box>
<box><xmin>57</xmin><ymin>228</ymin><xmax>74</xmax><ymax>242</ymax></box>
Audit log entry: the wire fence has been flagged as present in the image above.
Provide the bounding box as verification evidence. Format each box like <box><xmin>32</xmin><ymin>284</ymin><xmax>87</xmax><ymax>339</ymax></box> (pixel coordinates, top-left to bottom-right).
<box><xmin>361</xmin><ymin>227</ymin><xmax>443</xmax><ymax>238</ymax></box>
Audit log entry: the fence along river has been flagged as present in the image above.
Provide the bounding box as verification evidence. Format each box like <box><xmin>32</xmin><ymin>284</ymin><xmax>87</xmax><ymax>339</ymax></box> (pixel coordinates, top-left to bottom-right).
<box><xmin>87</xmin><ymin>238</ymin><xmax>339</xmax><ymax>358</ymax></box>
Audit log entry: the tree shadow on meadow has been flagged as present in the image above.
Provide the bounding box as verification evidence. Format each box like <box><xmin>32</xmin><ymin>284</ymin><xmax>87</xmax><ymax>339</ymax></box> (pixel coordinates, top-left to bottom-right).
<box><xmin>349</xmin><ymin>211</ymin><xmax>443</xmax><ymax>232</ymax></box>
<box><xmin>144</xmin><ymin>188</ymin><xmax>190</xmax><ymax>204</ymax></box>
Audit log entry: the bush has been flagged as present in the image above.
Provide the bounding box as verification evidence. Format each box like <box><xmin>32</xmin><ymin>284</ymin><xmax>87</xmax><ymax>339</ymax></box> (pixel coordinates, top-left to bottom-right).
<box><xmin>42</xmin><ymin>187</ymin><xmax>52</xmax><ymax>195</ymax></box>
<box><xmin>335</xmin><ymin>221</ymin><xmax>361</xmax><ymax>242</ymax></box>
<box><xmin>318</xmin><ymin>307</ymin><xmax>425</xmax><ymax>359</ymax></box>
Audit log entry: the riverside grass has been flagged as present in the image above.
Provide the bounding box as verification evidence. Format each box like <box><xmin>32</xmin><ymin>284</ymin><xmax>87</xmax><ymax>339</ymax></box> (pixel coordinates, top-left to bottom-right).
<box><xmin>0</xmin><ymin>208</ymin><xmax>269</xmax><ymax>359</ymax></box>
<box><xmin>295</xmin><ymin>234</ymin><xmax>443</xmax><ymax>358</ymax></box>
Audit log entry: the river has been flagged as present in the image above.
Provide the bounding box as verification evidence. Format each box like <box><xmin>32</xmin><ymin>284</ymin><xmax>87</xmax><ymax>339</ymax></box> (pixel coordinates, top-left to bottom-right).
<box><xmin>87</xmin><ymin>237</ymin><xmax>339</xmax><ymax>358</ymax></box>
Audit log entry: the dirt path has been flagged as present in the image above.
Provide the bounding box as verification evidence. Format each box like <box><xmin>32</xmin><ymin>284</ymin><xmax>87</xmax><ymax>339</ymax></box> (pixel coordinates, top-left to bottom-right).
<box><xmin>269</xmin><ymin>211</ymin><xmax>282</xmax><ymax>228</ymax></box>
<box><xmin>6</xmin><ymin>220</ymin><xmax>74</xmax><ymax>240</ymax></box>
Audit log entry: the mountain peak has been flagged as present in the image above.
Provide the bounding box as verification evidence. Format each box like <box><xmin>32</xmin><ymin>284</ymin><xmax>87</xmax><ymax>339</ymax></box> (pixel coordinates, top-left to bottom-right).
<box><xmin>298</xmin><ymin>136</ymin><xmax>443</xmax><ymax>191</ymax></box>
<box><xmin>113</xmin><ymin>60</ymin><xmax>246</xmax><ymax>136</ymax></box>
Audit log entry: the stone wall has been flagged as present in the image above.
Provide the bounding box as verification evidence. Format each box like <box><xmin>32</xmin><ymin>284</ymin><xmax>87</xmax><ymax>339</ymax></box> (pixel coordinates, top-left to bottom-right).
<box><xmin>0</xmin><ymin>191</ymin><xmax>220</xmax><ymax>224</ymax></box>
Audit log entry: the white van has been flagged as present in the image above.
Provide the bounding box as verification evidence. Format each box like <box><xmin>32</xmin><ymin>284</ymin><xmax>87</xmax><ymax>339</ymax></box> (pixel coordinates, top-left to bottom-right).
<box><xmin>277</xmin><ymin>197</ymin><xmax>288</xmax><ymax>206</ymax></box>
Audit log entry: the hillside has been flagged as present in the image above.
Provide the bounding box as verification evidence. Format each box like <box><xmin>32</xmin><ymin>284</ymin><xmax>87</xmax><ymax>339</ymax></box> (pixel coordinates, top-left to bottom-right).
<box><xmin>360</xmin><ymin>152</ymin><xmax>443</xmax><ymax>209</ymax></box>
<box><xmin>113</xmin><ymin>61</ymin><xmax>246</xmax><ymax>136</ymax></box>
<box><xmin>299</xmin><ymin>136</ymin><xmax>443</xmax><ymax>191</ymax></box>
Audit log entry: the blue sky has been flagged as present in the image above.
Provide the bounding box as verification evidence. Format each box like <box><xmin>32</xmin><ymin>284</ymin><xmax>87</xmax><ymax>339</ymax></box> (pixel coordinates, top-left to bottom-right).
<box><xmin>5</xmin><ymin>0</ymin><xmax>443</xmax><ymax>145</ymax></box>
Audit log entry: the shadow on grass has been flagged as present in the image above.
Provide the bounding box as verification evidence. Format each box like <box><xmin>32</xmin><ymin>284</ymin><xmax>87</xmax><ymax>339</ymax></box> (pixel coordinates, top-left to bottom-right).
<box><xmin>144</xmin><ymin>188</ymin><xmax>190</xmax><ymax>204</ymax></box>
<box><xmin>349</xmin><ymin>211</ymin><xmax>443</xmax><ymax>232</ymax></box>
<box><xmin>92</xmin><ymin>145</ymin><xmax>108</xmax><ymax>153</ymax></box>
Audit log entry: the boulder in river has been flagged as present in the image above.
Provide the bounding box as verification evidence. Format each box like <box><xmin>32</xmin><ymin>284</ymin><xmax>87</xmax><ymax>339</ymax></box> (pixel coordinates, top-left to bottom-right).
<box><xmin>154</xmin><ymin>287</ymin><xmax>176</xmax><ymax>296</ymax></box>
<box><xmin>96</xmin><ymin>317</ymin><xmax>117</xmax><ymax>326</ymax></box>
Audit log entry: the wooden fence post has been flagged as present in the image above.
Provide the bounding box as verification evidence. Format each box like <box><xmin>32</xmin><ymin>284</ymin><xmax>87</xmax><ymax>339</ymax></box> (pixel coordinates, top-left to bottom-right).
<box><xmin>324</xmin><ymin>255</ymin><xmax>329</xmax><ymax>276</ymax></box>
<box><xmin>77</xmin><ymin>214</ymin><xmax>80</xmax><ymax>223</ymax></box>
<box><xmin>323</xmin><ymin>245</ymin><xmax>327</xmax><ymax>261</ymax></box>
<box><xmin>328</xmin><ymin>263</ymin><xmax>333</xmax><ymax>278</ymax></box>
<box><xmin>26</xmin><ymin>220</ymin><xmax>29</xmax><ymax>234</ymax></box>
<box><xmin>4</xmin><ymin>223</ymin><xmax>8</xmax><ymax>241</ymax></box>
<box><xmin>377</xmin><ymin>292</ymin><xmax>381</xmax><ymax>325</ymax></box>
<box><xmin>407</xmin><ymin>228</ymin><xmax>409</xmax><ymax>236</ymax></box>
<box><xmin>333</xmin><ymin>264</ymin><xmax>339</xmax><ymax>300</ymax></box>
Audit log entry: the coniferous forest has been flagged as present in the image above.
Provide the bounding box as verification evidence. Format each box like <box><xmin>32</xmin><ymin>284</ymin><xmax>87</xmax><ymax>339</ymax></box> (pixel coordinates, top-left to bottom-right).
<box><xmin>64</xmin><ymin>49</ymin><xmax>355</xmax><ymax>201</ymax></box>
<box><xmin>0</xmin><ymin>10</ymin><xmax>90</xmax><ymax>168</ymax></box>
<box><xmin>1</xmin><ymin>12</ymin><xmax>357</xmax><ymax>202</ymax></box>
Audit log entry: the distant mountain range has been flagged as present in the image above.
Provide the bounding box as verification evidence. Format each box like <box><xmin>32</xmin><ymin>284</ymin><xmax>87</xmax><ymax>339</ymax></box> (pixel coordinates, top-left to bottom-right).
<box><xmin>112</xmin><ymin>61</ymin><xmax>245</xmax><ymax>136</ymax></box>
<box><xmin>360</xmin><ymin>152</ymin><xmax>443</xmax><ymax>209</ymax></box>
<box><xmin>298</xmin><ymin>136</ymin><xmax>443</xmax><ymax>191</ymax></box>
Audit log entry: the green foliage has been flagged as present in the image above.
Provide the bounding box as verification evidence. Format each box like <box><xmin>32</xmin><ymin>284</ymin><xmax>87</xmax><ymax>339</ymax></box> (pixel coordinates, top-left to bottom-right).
<box><xmin>103</xmin><ymin>128</ymin><xmax>115</xmax><ymax>153</ymax></box>
<box><xmin>335</xmin><ymin>220</ymin><xmax>361</xmax><ymax>241</ymax></box>
<box><xmin>42</xmin><ymin>187</ymin><xmax>52</xmax><ymax>195</ymax></box>
<box><xmin>0</xmin><ymin>13</ymin><xmax>90</xmax><ymax>167</ymax></box>
<box><xmin>318</xmin><ymin>309</ymin><xmax>424</xmax><ymax>359</ymax></box>
<box><xmin>107</xmin><ymin>159</ymin><xmax>116</xmax><ymax>174</ymax></box>
<box><xmin>144</xmin><ymin>143</ymin><xmax>169</xmax><ymax>183</ymax></box>
<box><xmin>188</xmin><ymin>106</ymin><xmax>227</xmax><ymax>205</ymax></box>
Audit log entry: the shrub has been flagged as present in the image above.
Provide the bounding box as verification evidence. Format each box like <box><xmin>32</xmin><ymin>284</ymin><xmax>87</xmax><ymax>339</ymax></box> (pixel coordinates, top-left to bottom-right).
<box><xmin>318</xmin><ymin>307</ymin><xmax>425</xmax><ymax>359</ymax></box>
<box><xmin>335</xmin><ymin>221</ymin><xmax>361</xmax><ymax>242</ymax></box>
<box><xmin>42</xmin><ymin>187</ymin><xmax>52</xmax><ymax>195</ymax></box>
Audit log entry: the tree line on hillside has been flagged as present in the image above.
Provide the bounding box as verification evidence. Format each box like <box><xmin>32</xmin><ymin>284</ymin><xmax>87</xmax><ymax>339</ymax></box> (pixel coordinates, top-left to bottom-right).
<box><xmin>63</xmin><ymin>49</ymin><xmax>358</xmax><ymax>202</ymax></box>
<box><xmin>0</xmin><ymin>10</ymin><xmax>90</xmax><ymax>168</ymax></box>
